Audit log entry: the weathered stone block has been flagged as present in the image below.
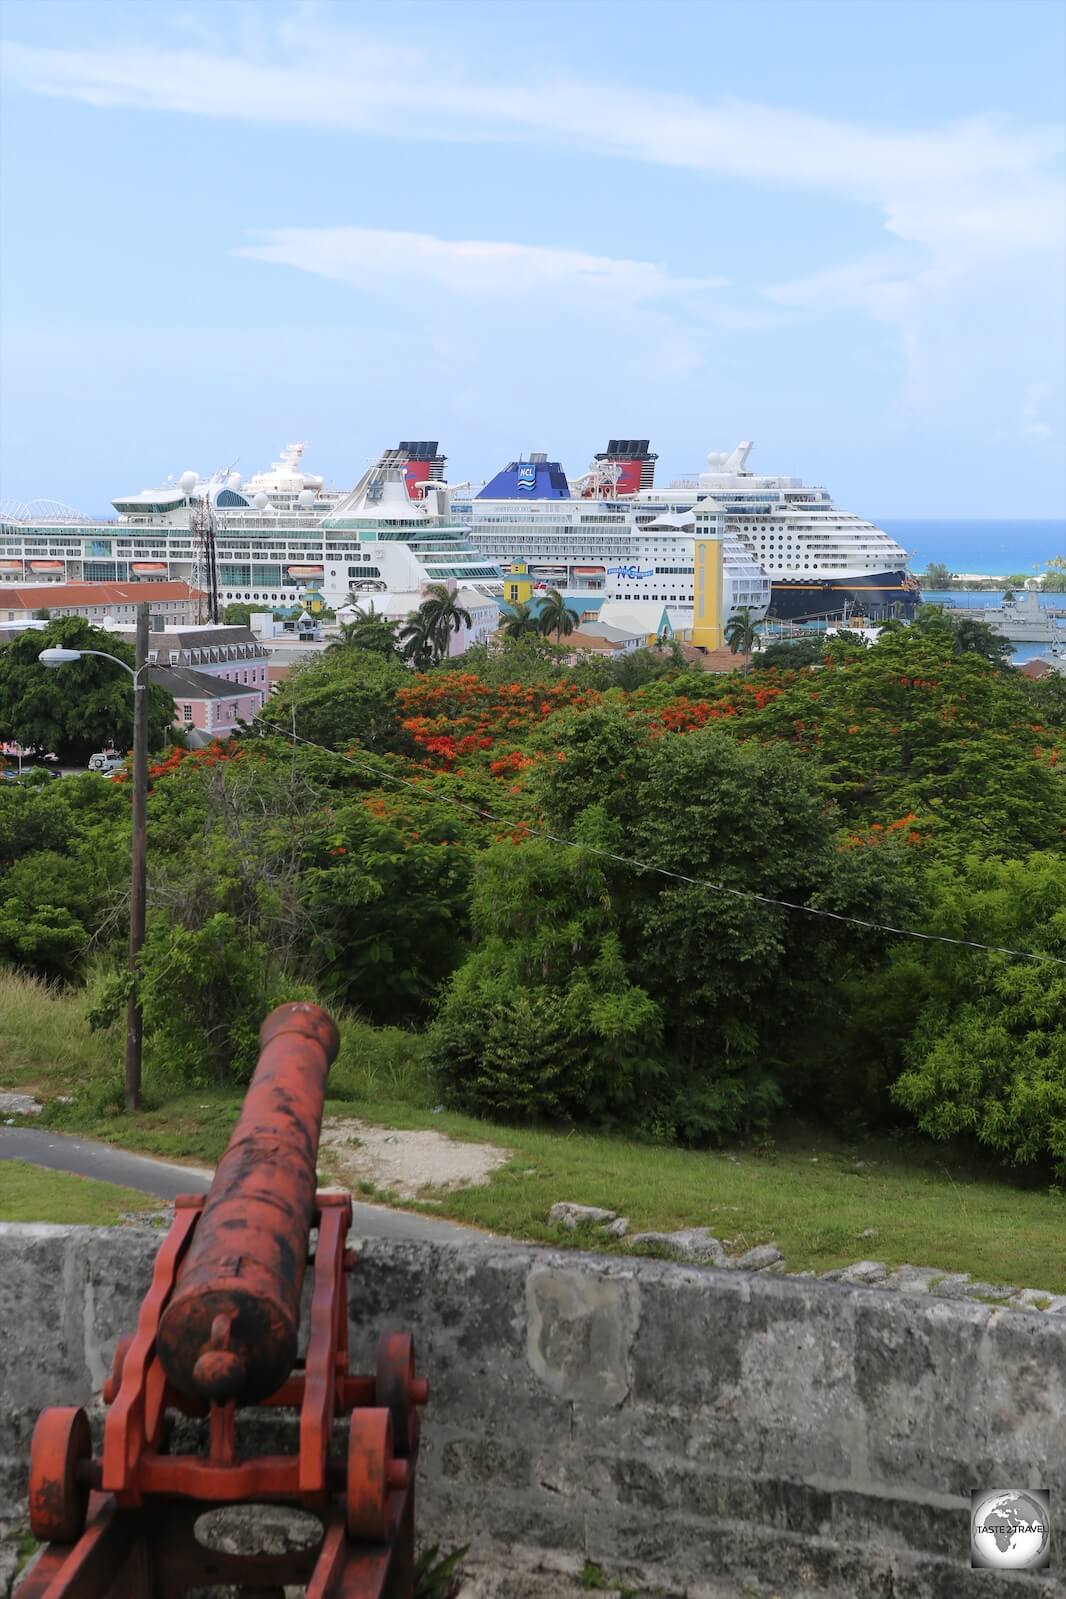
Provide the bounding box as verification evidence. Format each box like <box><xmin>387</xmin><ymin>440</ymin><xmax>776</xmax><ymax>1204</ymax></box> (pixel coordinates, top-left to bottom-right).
<box><xmin>628</xmin><ymin>1228</ymin><xmax>726</xmax><ymax>1264</ymax></box>
<box><xmin>730</xmin><ymin>1243</ymin><xmax>783</xmax><ymax>1271</ymax></box>
<box><xmin>547</xmin><ymin>1203</ymin><xmax>616</xmax><ymax>1229</ymax></box>
<box><xmin>525</xmin><ymin>1262</ymin><xmax>638</xmax><ymax>1406</ymax></box>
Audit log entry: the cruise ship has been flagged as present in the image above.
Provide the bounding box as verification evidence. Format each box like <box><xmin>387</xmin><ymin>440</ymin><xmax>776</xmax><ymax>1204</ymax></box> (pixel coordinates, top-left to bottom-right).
<box><xmin>0</xmin><ymin>443</ymin><xmax>501</xmax><ymax>612</ymax></box>
<box><xmin>459</xmin><ymin>440</ymin><xmax>919</xmax><ymax>623</ymax></box>
<box><xmin>452</xmin><ymin>445</ymin><xmax>771</xmax><ymax>631</ymax></box>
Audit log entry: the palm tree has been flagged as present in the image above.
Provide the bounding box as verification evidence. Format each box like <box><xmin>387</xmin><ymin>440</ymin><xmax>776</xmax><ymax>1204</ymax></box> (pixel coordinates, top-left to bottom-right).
<box><xmin>399</xmin><ymin>610</ymin><xmax>437</xmax><ymax>672</ymax></box>
<box><xmin>537</xmin><ymin>589</ymin><xmax>580</xmax><ymax>644</ymax></box>
<box><xmin>329</xmin><ymin>603</ymin><xmax>401</xmax><ymax>660</ymax></box>
<box><xmin>416</xmin><ymin>583</ymin><xmax>473</xmax><ymax>661</ymax></box>
<box><xmin>724</xmin><ymin>606</ymin><xmax>759</xmax><ymax>675</ymax></box>
<box><xmin>499</xmin><ymin>600</ymin><xmax>540</xmax><ymax>641</ymax></box>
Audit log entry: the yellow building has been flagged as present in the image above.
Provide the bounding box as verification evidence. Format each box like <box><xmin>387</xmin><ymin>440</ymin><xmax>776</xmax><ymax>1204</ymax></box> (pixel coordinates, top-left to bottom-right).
<box><xmin>691</xmin><ymin>536</ymin><xmax>725</xmax><ymax>650</ymax></box>
<box><xmin>502</xmin><ymin>564</ymin><xmax>535</xmax><ymax>607</ymax></box>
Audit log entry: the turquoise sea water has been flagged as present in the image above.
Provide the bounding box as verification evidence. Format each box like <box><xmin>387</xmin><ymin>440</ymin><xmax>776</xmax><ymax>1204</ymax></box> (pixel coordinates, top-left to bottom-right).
<box><xmin>880</xmin><ymin>520</ymin><xmax>1065</xmax><ymax>576</ymax></box>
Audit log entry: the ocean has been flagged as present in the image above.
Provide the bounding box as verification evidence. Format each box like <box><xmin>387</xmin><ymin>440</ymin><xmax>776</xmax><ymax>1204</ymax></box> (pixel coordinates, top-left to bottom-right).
<box><xmin>880</xmin><ymin>520</ymin><xmax>1066</xmax><ymax>577</ymax></box>
<box><xmin>875</xmin><ymin>521</ymin><xmax>1066</xmax><ymax>665</ymax></box>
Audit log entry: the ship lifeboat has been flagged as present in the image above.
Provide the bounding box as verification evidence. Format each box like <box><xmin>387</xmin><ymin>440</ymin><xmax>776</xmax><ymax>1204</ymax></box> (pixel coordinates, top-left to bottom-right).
<box><xmin>0</xmin><ymin>561</ymin><xmax>23</xmax><ymax>573</ymax></box>
<box><xmin>131</xmin><ymin>562</ymin><xmax>168</xmax><ymax>574</ymax></box>
<box><xmin>30</xmin><ymin>561</ymin><xmax>64</xmax><ymax>572</ymax></box>
<box><xmin>287</xmin><ymin>565</ymin><xmax>324</xmax><ymax>578</ymax></box>
<box><xmin>574</xmin><ymin>566</ymin><xmax>605</xmax><ymax>575</ymax></box>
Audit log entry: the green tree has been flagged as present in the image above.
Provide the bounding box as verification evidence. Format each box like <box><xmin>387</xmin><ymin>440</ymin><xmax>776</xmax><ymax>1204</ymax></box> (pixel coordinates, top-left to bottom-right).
<box><xmin>724</xmin><ymin>606</ymin><xmax>760</xmax><ymax>674</ymax></box>
<box><xmin>537</xmin><ymin>589</ymin><xmax>579</xmax><ymax>644</ymax></box>
<box><xmin>749</xmin><ymin>629</ymin><xmax>1065</xmax><ymax>855</ymax></box>
<box><xmin>429</xmin><ymin>840</ymin><xmax>665</xmax><ymax>1124</ymax></box>
<box><xmin>891</xmin><ymin>854</ymin><xmax>1066</xmax><ymax>1176</ymax></box>
<box><xmin>442</xmin><ymin>632</ymin><xmax>574</xmax><ymax>684</ymax></box>
<box><xmin>265</xmin><ymin>651</ymin><xmax>407</xmax><ymax>750</ymax></box>
<box><xmin>0</xmin><ymin>772</ymin><xmax>130</xmax><ymax>981</ymax></box>
<box><xmin>498</xmin><ymin>600</ymin><xmax>540</xmax><ymax>641</ymax></box>
<box><xmin>531</xmin><ymin>710</ymin><xmax>912</xmax><ymax>1140</ymax></box>
<box><xmin>0</xmin><ymin>617</ymin><xmax>174</xmax><ymax>764</ymax></box>
<box><xmin>399</xmin><ymin>611</ymin><xmax>437</xmax><ymax>672</ymax></box>
<box><xmin>751</xmin><ymin>633</ymin><xmax>830</xmax><ymax>672</ymax></box>
<box><xmin>414</xmin><ymin>584</ymin><xmax>472</xmax><ymax>662</ymax></box>
<box><xmin>922</xmin><ymin>562</ymin><xmax>954</xmax><ymax>590</ymax></box>
<box><xmin>620</xmin><ymin>729</ymin><xmax>905</xmax><ymax>1137</ymax></box>
<box><xmin>1022</xmin><ymin>667</ymin><xmax>1066</xmax><ymax>726</ymax></box>
<box><xmin>610</xmin><ymin>640</ymin><xmax>686</xmax><ymax>690</ymax></box>
<box><xmin>222</xmin><ymin>603</ymin><xmax>270</xmax><ymax>626</ymax></box>
<box><xmin>1042</xmin><ymin>556</ymin><xmax>1066</xmax><ymax>593</ymax></box>
<box><xmin>329</xmin><ymin>604</ymin><xmax>402</xmax><ymax>661</ymax></box>
<box><xmin>913</xmin><ymin>603</ymin><xmax>1013</xmax><ymax>668</ymax></box>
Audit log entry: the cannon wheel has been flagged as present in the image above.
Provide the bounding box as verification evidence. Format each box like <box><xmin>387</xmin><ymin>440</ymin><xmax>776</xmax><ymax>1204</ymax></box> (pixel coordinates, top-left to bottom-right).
<box><xmin>28</xmin><ymin>1406</ymin><xmax>91</xmax><ymax>1543</ymax></box>
<box><xmin>375</xmin><ymin>1331</ymin><xmax>419</xmax><ymax>1457</ymax></box>
<box><xmin>345</xmin><ymin>1408</ymin><xmax>392</xmax><ymax>1543</ymax></box>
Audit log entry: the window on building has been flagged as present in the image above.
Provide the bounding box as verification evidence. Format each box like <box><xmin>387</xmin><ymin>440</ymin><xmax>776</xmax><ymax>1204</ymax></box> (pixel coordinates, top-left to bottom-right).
<box><xmin>182</xmin><ymin>704</ymin><xmax>193</xmax><ymax>722</ymax></box>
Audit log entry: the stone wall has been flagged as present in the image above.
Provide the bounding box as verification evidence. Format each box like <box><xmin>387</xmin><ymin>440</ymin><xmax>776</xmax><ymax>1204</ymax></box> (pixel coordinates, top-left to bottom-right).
<box><xmin>0</xmin><ymin>1223</ymin><xmax>1063</xmax><ymax>1597</ymax></box>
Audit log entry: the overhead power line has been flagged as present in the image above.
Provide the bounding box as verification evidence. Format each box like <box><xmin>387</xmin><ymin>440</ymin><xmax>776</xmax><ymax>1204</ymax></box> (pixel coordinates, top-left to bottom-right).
<box><xmin>252</xmin><ymin>715</ymin><xmax>1066</xmax><ymax>970</ymax></box>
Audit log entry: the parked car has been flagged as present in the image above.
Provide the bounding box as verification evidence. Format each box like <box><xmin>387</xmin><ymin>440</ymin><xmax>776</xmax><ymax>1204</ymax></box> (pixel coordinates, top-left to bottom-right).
<box><xmin>87</xmin><ymin>750</ymin><xmax>125</xmax><ymax>775</ymax></box>
<box><xmin>0</xmin><ymin>761</ymin><xmax>58</xmax><ymax>781</ymax></box>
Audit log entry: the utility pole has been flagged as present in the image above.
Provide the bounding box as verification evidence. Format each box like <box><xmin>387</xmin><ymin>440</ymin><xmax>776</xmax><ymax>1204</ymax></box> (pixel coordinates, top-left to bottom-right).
<box><xmin>126</xmin><ymin>603</ymin><xmax>149</xmax><ymax>1112</ymax></box>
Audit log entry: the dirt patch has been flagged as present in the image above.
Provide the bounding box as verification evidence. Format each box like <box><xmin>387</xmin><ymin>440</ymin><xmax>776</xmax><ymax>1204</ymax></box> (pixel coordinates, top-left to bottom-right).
<box><xmin>319</xmin><ymin>1118</ymin><xmax>511</xmax><ymax>1199</ymax></box>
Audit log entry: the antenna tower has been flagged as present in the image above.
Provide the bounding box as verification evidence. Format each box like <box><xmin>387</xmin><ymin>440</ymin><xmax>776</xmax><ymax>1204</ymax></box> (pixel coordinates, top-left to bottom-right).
<box><xmin>191</xmin><ymin>494</ymin><xmax>220</xmax><ymax>624</ymax></box>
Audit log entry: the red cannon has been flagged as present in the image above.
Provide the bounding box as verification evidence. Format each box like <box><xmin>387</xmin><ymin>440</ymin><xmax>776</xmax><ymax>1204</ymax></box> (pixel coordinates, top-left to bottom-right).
<box><xmin>21</xmin><ymin>1002</ymin><xmax>428</xmax><ymax>1599</ymax></box>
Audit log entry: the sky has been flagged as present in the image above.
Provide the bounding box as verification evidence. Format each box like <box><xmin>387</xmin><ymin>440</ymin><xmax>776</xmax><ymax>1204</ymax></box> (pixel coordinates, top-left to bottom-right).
<box><xmin>0</xmin><ymin>0</ymin><xmax>1064</xmax><ymax>518</ymax></box>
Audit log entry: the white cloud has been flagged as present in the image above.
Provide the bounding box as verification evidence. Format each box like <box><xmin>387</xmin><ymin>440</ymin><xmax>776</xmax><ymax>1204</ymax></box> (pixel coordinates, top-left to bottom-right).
<box><xmin>3</xmin><ymin>27</ymin><xmax>1062</xmax><ymax>265</ymax></box>
<box><xmin>2</xmin><ymin>13</ymin><xmax>1062</xmax><ymax>466</ymax></box>
<box><xmin>235</xmin><ymin>227</ymin><xmax>727</xmax><ymax>305</ymax></box>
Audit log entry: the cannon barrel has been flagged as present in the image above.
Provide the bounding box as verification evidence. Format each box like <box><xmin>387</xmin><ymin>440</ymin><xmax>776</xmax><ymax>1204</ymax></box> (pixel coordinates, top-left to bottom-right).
<box><xmin>157</xmin><ymin>1002</ymin><xmax>340</xmax><ymax>1405</ymax></box>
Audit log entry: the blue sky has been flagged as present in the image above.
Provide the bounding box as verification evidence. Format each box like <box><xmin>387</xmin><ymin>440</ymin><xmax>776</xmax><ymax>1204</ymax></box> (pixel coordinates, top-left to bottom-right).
<box><xmin>1</xmin><ymin>0</ymin><xmax>1063</xmax><ymax>517</ymax></box>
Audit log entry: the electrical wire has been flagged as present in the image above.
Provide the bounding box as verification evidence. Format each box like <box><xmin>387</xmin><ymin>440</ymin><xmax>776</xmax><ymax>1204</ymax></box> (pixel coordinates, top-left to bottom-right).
<box><xmin>252</xmin><ymin>715</ymin><xmax>1066</xmax><ymax>970</ymax></box>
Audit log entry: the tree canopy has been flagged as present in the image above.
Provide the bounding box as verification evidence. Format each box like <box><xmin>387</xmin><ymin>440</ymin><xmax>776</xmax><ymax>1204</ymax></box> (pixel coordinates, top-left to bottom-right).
<box><xmin>0</xmin><ymin>617</ymin><xmax>174</xmax><ymax>763</ymax></box>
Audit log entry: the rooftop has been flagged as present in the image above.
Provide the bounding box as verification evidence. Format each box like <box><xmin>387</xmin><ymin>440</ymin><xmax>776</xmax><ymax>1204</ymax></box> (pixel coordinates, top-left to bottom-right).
<box><xmin>149</xmin><ymin>664</ymin><xmax>263</xmax><ymax>701</ymax></box>
<box><xmin>0</xmin><ymin>581</ymin><xmax>204</xmax><ymax>611</ymax></box>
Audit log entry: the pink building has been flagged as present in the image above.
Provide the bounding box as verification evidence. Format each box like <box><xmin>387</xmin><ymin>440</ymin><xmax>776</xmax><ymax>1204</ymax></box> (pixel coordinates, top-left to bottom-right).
<box><xmin>146</xmin><ymin>625</ymin><xmax>269</xmax><ymax>700</ymax></box>
<box><xmin>103</xmin><ymin>624</ymin><xmax>270</xmax><ymax>733</ymax></box>
<box><xmin>151</xmin><ymin>665</ymin><xmax>263</xmax><ymax>746</ymax></box>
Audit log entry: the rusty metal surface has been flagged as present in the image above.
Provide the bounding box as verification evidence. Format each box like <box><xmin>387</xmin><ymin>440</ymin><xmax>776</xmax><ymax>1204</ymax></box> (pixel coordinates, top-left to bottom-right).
<box><xmin>22</xmin><ymin>1003</ymin><xmax>426</xmax><ymax>1598</ymax></box>
<box><xmin>27</xmin><ymin>1406</ymin><xmax>91</xmax><ymax>1543</ymax></box>
<box><xmin>157</xmin><ymin>1003</ymin><xmax>340</xmax><ymax>1405</ymax></box>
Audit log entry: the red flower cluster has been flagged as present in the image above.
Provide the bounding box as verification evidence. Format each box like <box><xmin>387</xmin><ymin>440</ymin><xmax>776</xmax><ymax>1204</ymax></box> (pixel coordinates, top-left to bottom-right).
<box><xmin>397</xmin><ymin>675</ymin><xmax>594</xmax><ymax>770</ymax></box>
<box><xmin>842</xmin><ymin>812</ymin><xmax>925</xmax><ymax>850</ymax></box>
<box><xmin>147</xmin><ymin>740</ymin><xmax>242</xmax><ymax>783</ymax></box>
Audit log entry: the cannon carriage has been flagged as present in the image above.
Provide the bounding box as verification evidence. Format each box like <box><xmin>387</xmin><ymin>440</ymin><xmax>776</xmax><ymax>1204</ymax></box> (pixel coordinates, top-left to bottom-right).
<box><xmin>21</xmin><ymin>1003</ymin><xmax>428</xmax><ymax>1598</ymax></box>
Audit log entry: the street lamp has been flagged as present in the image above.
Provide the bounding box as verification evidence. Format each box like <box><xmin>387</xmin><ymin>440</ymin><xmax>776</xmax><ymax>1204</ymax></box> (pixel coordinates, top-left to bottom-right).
<box><xmin>38</xmin><ymin>606</ymin><xmax>151</xmax><ymax>1112</ymax></box>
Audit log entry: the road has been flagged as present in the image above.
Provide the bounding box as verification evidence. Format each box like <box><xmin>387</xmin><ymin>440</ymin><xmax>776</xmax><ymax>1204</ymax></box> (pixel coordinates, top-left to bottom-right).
<box><xmin>0</xmin><ymin>1126</ymin><xmax>494</xmax><ymax>1246</ymax></box>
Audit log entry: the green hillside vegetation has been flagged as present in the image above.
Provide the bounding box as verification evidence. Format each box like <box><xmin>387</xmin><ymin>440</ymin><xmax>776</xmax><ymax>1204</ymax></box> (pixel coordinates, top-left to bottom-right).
<box><xmin>2</xmin><ymin>971</ymin><xmax>1064</xmax><ymax>1289</ymax></box>
<box><xmin>1</xmin><ymin>604</ymin><xmax>1064</xmax><ymax>1251</ymax></box>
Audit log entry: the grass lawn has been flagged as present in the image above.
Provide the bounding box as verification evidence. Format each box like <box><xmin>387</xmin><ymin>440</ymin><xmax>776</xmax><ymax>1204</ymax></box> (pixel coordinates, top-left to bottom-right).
<box><xmin>3</xmin><ymin>970</ymin><xmax>1065</xmax><ymax>1291</ymax></box>
<box><xmin>0</xmin><ymin>1160</ymin><xmax>165</xmax><ymax>1226</ymax></box>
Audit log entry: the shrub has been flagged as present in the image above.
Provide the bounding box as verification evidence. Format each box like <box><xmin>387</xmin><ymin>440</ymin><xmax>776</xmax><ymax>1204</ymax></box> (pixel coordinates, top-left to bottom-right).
<box><xmin>891</xmin><ymin>853</ymin><xmax>1066</xmax><ymax>1175</ymax></box>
